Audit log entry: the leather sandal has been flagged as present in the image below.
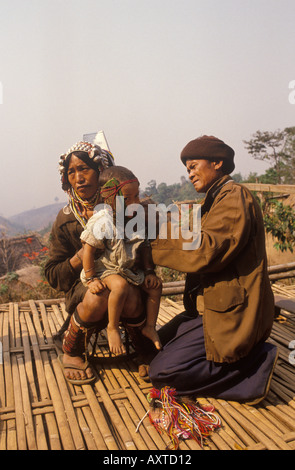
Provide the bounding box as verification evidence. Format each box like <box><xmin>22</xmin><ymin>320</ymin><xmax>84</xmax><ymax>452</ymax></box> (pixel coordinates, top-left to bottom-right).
<box><xmin>58</xmin><ymin>354</ymin><xmax>96</xmax><ymax>385</ymax></box>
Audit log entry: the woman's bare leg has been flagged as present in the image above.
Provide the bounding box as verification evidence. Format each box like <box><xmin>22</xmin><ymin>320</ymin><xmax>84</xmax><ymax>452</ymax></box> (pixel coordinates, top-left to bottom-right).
<box><xmin>62</xmin><ymin>288</ymin><xmax>109</xmax><ymax>382</ymax></box>
<box><xmin>61</xmin><ymin>282</ymin><xmax>148</xmax><ymax>381</ymax></box>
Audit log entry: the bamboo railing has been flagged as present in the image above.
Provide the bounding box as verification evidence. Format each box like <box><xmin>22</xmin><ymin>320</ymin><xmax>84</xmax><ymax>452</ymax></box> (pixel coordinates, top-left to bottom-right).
<box><xmin>243</xmin><ymin>183</ymin><xmax>295</xmax><ymax>195</ymax></box>
<box><xmin>161</xmin><ymin>262</ymin><xmax>295</xmax><ymax>296</ymax></box>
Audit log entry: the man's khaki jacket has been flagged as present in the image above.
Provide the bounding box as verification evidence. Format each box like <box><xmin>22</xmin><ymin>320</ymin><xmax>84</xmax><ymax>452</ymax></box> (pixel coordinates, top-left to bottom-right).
<box><xmin>151</xmin><ymin>175</ymin><xmax>275</xmax><ymax>363</ymax></box>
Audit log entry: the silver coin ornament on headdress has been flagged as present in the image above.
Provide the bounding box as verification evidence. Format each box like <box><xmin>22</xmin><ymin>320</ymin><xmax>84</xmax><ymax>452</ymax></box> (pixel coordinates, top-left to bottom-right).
<box><xmin>59</xmin><ymin>141</ymin><xmax>115</xmax><ymax>191</ymax></box>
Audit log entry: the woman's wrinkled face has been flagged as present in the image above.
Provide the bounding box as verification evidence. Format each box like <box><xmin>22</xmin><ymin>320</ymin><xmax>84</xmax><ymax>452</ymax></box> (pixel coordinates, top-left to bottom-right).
<box><xmin>186</xmin><ymin>159</ymin><xmax>223</xmax><ymax>193</ymax></box>
<box><xmin>67</xmin><ymin>154</ymin><xmax>99</xmax><ymax>199</ymax></box>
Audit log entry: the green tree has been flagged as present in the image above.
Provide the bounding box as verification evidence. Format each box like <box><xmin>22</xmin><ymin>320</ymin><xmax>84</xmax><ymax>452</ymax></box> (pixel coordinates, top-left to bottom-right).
<box><xmin>144</xmin><ymin>180</ymin><xmax>157</xmax><ymax>197</ymax></box>
<box><xmin>263</xmin><ymin>201</ymin><xmax>295</xmax><ymax>253</ymax></box>
<box><xmin>244</xmin><ymin>128</ymin><xmax>295</xmax><ymax>184</ymax></box>
<box><xmin>231</xmin><ymin>172</ymin><xmax>243</xmax><ymax>183</ymax></box>
<box><xmin>259</xmin><ymin>168</ymin><xmax>281</xmax><ymax>184</ymax></box>
<box><xmin>144</xmin><ymin>178</ymin><xmax>200</xmax><ymax>205</ymax></box>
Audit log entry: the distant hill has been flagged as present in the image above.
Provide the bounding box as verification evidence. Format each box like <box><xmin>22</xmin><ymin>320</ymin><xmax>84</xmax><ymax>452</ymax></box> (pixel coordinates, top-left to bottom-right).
<box><xmin>0</xmin><ymin>215</ymin><xmax>24</xmax><ymax>236</ymax></box>
<box><xmin>5</xmin><ymin>202</ymin><xmax>67</xmax><ymax>234</ymax></box>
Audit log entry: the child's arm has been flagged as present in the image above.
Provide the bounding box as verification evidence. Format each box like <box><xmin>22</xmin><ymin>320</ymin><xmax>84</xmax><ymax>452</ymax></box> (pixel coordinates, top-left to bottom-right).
<box><xmin>140</xmin><ymin>242</ymin><xmax>162</xmax><ymax>351</ymax></box>
<box><xmin>140</xmin><ymin>241</ymin><xmax>155</xmax><ymax>273</ymax></box>
<box><xmin>83</xmin><ymin>242</ymin><xmax>106</xmax><ymax>294</ymax></box>
<box><xmin>82</xmin><ymin>242</ymin><xmax>96</xmax><ymax>275</ymax></box>
<box><xmin>140</xmin><ymin>242</ymin><xmax>162</xmax><ymax>289</ymax></box>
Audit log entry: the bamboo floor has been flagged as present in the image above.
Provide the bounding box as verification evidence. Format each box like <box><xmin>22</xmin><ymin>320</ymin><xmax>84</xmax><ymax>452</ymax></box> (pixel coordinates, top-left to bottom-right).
<box><xmin>0</xmin><ymin>284</ymin><xmax>295</xmax><ymax>451</ymax></box>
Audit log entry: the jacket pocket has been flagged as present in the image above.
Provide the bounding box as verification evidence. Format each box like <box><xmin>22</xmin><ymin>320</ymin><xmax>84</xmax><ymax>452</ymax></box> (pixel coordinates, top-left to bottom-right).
<box><xmin>204</xmin><ymin>285</ymin><xmax>246</xmax><ymax>312</ymax></box>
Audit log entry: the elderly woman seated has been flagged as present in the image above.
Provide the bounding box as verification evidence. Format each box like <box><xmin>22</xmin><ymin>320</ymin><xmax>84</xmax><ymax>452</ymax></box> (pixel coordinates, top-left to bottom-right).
<box><xmin>45</xmin><ymin>141</ymin><xmax>155</xmax><ymax>385</ymax></box>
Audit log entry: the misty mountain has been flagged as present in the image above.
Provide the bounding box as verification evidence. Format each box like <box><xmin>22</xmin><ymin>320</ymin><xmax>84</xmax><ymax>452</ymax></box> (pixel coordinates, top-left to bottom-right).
<box><xmin>2</xmin><ymin>202</ymin><xmax>67</xmax><ymax>235</ymax></box>
<box><xmin>0</xmin><ymin>215</ymin><xmax>24</xmax><ymax>236</ymax></box>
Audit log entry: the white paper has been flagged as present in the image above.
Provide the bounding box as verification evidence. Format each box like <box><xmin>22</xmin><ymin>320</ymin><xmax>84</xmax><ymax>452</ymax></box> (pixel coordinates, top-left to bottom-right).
<box><xmin>83</xmin><ymin>130</ymin><xmax>110</xmax><ymax>151</ymax></box>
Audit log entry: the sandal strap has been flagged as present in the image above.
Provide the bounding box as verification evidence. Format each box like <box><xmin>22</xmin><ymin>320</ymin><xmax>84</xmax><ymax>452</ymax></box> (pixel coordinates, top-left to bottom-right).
<box><xmin>63</xmin><ymin>360</ymin><xmax>90</xmax><ymax>372</ymax></box>
<box><xmin>59</xmin><ymin>354</ymin><xmax>91</xmax><ymax>372</ymax></box>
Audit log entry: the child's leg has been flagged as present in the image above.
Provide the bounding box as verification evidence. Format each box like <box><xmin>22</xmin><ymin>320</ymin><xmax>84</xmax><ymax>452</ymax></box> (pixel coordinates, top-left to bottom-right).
<box><xmin>103</xmin><ymin>274</ymin><xmax>129</xmax><ymax>355</ymax></box>
<box><xmin>141</xmin><ymin>284</ymin><xmax>162</xmax><ymax>350</ymax></box>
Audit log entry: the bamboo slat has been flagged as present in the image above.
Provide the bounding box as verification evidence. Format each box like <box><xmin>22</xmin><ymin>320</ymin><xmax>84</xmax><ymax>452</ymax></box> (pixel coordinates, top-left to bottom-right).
<box><xmin>0</xmin><ymin>288</ymin><xmax>295</xmax><ymax>451</ymax></box>
<box><xmin>243</xmin><ymin>183</ymin><xmax>295</xmax><ymax>194</ymax></box>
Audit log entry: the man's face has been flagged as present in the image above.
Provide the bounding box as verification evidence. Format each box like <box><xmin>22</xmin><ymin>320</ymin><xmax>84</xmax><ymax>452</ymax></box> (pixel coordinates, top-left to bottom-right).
<box><xmin>186</xmin><ymin>159</ymin><xmax>223</xmax><ymax>193</ymax></box>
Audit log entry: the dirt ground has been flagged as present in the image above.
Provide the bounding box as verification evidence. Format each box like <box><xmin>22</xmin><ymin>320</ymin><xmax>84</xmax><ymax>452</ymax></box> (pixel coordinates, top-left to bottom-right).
<box><xmin>14</xmin><ymin>265</ymin><xmax>42</xmax><ymax>287</ymax></box>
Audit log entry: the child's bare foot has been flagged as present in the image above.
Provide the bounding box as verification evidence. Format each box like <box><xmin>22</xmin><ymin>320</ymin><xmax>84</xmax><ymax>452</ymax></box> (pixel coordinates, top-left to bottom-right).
<box><xmin>141</xmin><ymin>325</ymin><xmax>162</xmax><ymax>350</ymax></box>
<box><xmin>107</xmin><ymin>326</ymin><xmax>126</xmax><ymax>355</ymax></box>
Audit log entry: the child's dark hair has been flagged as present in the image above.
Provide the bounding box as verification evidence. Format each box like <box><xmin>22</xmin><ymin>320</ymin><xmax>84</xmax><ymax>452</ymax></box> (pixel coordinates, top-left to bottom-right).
<box><xmin>99</xmin><ymin>166</ymin><xmax>138</xmax><ymax>186</ymax></box>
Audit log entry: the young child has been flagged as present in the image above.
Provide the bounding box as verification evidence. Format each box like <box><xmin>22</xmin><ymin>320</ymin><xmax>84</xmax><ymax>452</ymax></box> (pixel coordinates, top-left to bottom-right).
<box><xmin>80</xmin><ymin>166</ymin><xmax>162</xmax><ymax>356</ymax></box>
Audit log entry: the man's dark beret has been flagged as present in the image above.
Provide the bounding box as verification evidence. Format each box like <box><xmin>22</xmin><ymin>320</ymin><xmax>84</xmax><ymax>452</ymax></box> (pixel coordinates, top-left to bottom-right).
<box><xmin>180</xmin><ymin>135</ymin><xmax>235</xmax><ymax>174</ymax></box>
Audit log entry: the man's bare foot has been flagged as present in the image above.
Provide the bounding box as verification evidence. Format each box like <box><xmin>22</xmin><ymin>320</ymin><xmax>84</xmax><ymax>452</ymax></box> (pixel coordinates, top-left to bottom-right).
<box><xmin>107</xmin><ymin>326</ymin><xmax>126</xmax><ymax>355</ymax></box>
<box><xmin>61</xmin><ymin>353</ymin><xmax>94</xmax><ymax>383</ymax></box>
<box><xmin>138</xmin><ymin>363</ymin><xmax>150</xmax><ymax>378</ymax></box>
<box><xmin>141</xmin><ymin>325</ymin><xmax>162</xmax><ymax>350</ymax></box>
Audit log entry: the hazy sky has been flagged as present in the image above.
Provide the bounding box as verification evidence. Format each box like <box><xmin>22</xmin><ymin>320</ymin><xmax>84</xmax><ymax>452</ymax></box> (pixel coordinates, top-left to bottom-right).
<box><xmin>0</xmin><ymin>0</ymin><xmax>294</xmax><ymax>217</ymax></box>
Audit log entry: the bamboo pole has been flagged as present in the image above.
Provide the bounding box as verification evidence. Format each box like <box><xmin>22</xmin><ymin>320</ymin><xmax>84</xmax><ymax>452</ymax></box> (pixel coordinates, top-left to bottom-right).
<box><xmin>76</xmin><ymin>407</ymin><xmax>98</xmax><ymax>450</ymax></box>
<box><xmin>19</xmin><ymin>310</ymin><xmax>48</xmax><ymax>449</ymax></box>
<box><xmin>51</xmin><ymin>304</ymin><xmax>67</xmax><ymax>330</ymax></box>
<box><xmin>3</xmin><ymin>307</ymin><xmax>16</xmax><ymax>449</ymax></box>
<box><xmin>0</xmin><ymin>312</ymin><xmax>6</xmax><ymax>450</ymax></box>
<box><xmin>270</xmin><ymin>271</ymin><xmax>295</xmax><ymax>281</ymax></box>
<box><xmin>50</xmin><ymin>351</ymin><xmax>86</xmax><ymax>450</ymax></box>
<box><xmin>207</xmin><ymin>398</ymin><xmax>257</xmax><ymax>448</ymax></box>
<box><xmin>243</xmin><ymin>183</ymin><xmax>295</xmax><ymax>194</ymax></box>
<box><xmin>233</xmin><ymin>401</ymin><xmax>292</xmax><ymax>450</ymax></box>
<box><xmin>268</xmin><ymin>262</ymin><xmax>295</xmax><ymax>274</ymax></box>
<box><xmin>23</xmin><ymin>308</ymin><xmax>61</xmax><ymax>449</ymax></box>
<box><xmin>218</xmin><ymin>400</ymin><xmax>281</xmax><ymax>450</ymax></box>
<box><xmin>160</xmin><ymin>263</ymin><xmax>295</xmax><ymax>296</ymax></box>
<box><xmin>29</xmin><ymin>300</ymin><xmax>77</xmax><ymax>450</ymax></box>
<box><xmin>43</xmin><ymin>358</ymin><xmax>76</xmax><ymax>450</ymax></box>
<box><xmin>82</xmin><ymin>384</ymin><xmax>119</xmax><ymax>450</ymax></box>
<box><xmin>94</xmin><ymin>374</ymin><xmax>137</xmax><ymax>450</ymax></box>
<box><xmin>11</xmin><ymin>355</ymin><xmax>27</xmax><ymax>449</ymax></box>
<box><xmin>83</xmin><ymin>404</ymin><xmax>110</xmax><ymax>450</ymax></box>
<box><xmin>16</xmin><ymin>355</ymin><xmax>37</xmax><ymax>449</ymax></box>
<box><xmin>117</xmin><ymin>399</ymin><xmax>149</xmax><ymax>450</ymax></box>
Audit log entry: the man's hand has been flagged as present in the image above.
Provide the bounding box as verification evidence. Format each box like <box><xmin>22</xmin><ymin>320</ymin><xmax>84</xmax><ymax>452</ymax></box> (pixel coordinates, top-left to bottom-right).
<box><xmin>144</xmin><ymin>273</ymin><xmax>162</xmax><ymax>290</ymax></box>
